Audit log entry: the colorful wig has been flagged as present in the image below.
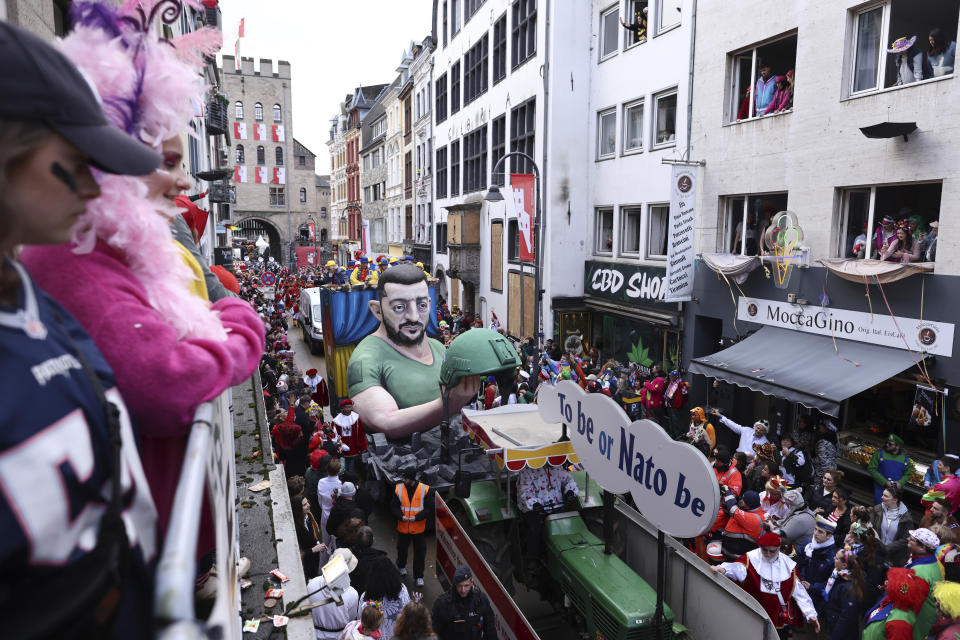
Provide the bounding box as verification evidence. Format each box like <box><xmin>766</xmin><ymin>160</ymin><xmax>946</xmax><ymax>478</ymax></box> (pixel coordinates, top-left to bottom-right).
<box><xmin>885</xmin><ymin>568</ymin><xmax>929</xmax><ymax>614</ymax></box>
<box><xmin>934</xmin><ymin>581</ymin><xmax>960</xmax><ymax>619</ymax></box>
<box><xmin>61</xmin><ymin>0</ymin><xmax>225</xmax><ymax>340</ymax></box>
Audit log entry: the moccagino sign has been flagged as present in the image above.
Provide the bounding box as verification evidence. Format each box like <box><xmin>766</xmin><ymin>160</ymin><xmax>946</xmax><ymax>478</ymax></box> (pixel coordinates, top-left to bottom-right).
<box><xmin>584</xmin><ymin>261</ymin><xmax>667</xmax><ymax>304</ymax></box>
<box><xmin>738</xmin><ymin>297</ymin><xmax>955</xmax><ymax>357</ymax></box>
<box><xmin>537</xmin><ymin>381</ymin><xmax>720</xmax><ymax>537</ymax></box>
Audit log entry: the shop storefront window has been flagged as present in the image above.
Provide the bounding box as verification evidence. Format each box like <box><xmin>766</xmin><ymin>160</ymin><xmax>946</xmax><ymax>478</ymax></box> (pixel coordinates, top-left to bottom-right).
<box><xmin>591</xmin><ymin>312</ymin><xmax>679</xmax><ymax>375</ymax></box>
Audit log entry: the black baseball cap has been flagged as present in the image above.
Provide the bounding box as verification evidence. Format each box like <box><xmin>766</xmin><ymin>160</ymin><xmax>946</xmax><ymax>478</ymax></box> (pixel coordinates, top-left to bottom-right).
<box><xmin>0</xmin><ymin>21</ymin><xmax>160</xmax><ymax>175</ymax></box>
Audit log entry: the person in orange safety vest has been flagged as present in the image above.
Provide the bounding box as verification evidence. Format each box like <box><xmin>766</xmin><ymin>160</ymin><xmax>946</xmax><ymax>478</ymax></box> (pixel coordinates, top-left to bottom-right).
<box><xmin>390</xmin><ymin>468</ymin><xmax>434</xmax><ymax>588</ymax></box>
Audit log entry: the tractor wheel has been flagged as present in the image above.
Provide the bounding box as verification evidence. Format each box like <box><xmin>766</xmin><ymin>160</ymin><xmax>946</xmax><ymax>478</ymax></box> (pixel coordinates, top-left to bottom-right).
<box><xmin>448</xmin><ymin>502</ymin><xmax>516</xmax><ymax>595</ymax></box>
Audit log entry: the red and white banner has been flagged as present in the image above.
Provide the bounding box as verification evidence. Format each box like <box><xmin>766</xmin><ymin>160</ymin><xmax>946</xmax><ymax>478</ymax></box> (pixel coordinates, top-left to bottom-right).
<box><xmin>233</xmin><ymin>122</ymin><xmax>246</xmax><ymax>140</ymax></box>
<box><xmin>272</xmin><ymin>167</ymin><xmax>286</xmax><ymax>184</ymax></box>
<box><xmin>253</xmin><ymin>123</ymin><xmax>266</xmax><ymax>141</ymax></box>
<box><xmin>238</xmin><ymin>17</ymin><xmax>245</xmax><ymax>38</ymax></box>
<box><xmin>234</xmin><ymin>39</ymin><xmax>240</xmax><ymax>70</ymax></box>
<box><xmin>294</xmin><ymin>246</ymin><xmax>319</xmax><ymax>269</ymax></box>
<box><xmin>307</xmin><ymin>222</ymin><xmax>315</xmax><ymax>241</ymax></box>
<box><xmin>435</xmin><ymin>495</ymin><xmax>539</xmax><ymax>640</ymax></box>
<box><xmin>255</xmin><ymin>166</ymin><xmax>268</xmax><ymax>183</ymax></box>
<box><xmin>233</xmin><ymin>165</ymin><xmax>247</xmax><ymax>183</ymax></box>
<box><xmin>272</xmin><ymin>124</ymin><xmax>285</xmax><ymax>142</ymax></box>
<box><xmin>510</xmin><ymin>173</ymin><xmax>535</xmax><ymax>262</ymax></box>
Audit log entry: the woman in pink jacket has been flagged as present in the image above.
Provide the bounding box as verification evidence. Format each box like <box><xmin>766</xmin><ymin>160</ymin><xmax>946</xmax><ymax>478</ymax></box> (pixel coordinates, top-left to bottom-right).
<box><xmin>20</xmin><ymin>0</ymin><xmax>264</xmax><ymax>539</ymax></box>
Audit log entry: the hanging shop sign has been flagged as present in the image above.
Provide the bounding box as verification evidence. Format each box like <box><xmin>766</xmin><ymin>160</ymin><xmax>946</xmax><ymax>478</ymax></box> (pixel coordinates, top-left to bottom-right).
<box><xmin>909</xmin><ymin>385</ymin><xmax>945</xmax><ymax>430</ymax></box>
<box><xmin>664</xmin><ymin>165</ymin><xmax>698</xmax><ymax>302</ymax></box>
<box><xmin>584</xmin><ymin>260</ymin><xmax>667</xmax><ymax>304</ymax></box>
<box><xmin>537</xmin><ymin>381</ymin><xmax>719</xmax><ymax>537</ymax></box>
<box><xmin>737</xmin><ymin>297</ymin><xmax>955</xmax><ymax>357</ymax></box>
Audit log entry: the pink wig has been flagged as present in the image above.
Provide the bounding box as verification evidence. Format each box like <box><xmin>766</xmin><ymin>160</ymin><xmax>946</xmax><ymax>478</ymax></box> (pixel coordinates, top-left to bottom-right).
<box><xmin>61</xmin><ymin>0</ymin><xmax>226</xmax><ymax>341</ymax></box>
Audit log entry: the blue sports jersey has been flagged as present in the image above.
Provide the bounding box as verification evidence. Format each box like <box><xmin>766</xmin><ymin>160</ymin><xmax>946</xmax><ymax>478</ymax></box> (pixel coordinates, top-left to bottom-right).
<box><xmin>0</xmin><ymin>262</ymin><xmax>157</xmax><ymax>636</ymax></box>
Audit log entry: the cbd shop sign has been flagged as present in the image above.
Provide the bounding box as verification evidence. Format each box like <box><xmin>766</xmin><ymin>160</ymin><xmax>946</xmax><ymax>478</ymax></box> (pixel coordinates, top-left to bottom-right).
<box><xmin>538</xmin><ymin>381</ymin><xmax>719</xmax><ymax>537</ymax></box>
<box><xmin>584</xmin><ymin>260</ymin><xmax>667</xmax><ymax>304</ymax></box>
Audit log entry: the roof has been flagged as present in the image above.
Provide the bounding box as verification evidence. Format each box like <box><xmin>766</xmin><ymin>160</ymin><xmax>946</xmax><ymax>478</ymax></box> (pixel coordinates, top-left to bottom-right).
<box><xmin>315</xmin><ymin>175</ymin><xmax>330</xmax><ymax>188</ymax></box>
<box><xmin>293</xmin><ymin>138</ymin><xmax>316</xmax><ymax>158</ymax></box>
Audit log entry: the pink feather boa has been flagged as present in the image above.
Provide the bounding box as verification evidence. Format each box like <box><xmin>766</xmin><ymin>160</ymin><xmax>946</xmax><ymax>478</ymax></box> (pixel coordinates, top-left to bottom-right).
<box><xmin>59</xmin><ymin>2</ymin><xmax>226</xmax><ymax>341</ymax></box>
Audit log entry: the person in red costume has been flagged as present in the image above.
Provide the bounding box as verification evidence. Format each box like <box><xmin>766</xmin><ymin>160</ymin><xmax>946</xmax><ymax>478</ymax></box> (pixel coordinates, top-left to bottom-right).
<box><xmin>642</xmin><ymin>373</ymin><xmax>667</xmax><ymax>427</ymax></box>
<box><xmin>861</xmin><ymin>567</ymin><xmax>930</xmax><ymax>640</ymax></box>
<box><xmin>334</xmin><ymin>399</ymin><xmax>367</xmax><ymax>474</ymax></box>
<box><xmin>712</xmin><ymin>532</ymin><xmax>820</xmax><ymax>637</ymax></box>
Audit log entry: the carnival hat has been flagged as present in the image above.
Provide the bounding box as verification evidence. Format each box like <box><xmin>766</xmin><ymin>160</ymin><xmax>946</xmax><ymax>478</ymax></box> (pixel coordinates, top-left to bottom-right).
<box><xmin>326</xmin><ymin>260</ymin><xmax>337</xmax><ymax>267</ymax></box>
<box><xmin>757</xmin><ymin>531</ymin><xmax>782</xmax><ymax>548</ymax></box>
<box><xmin>888</xmin><ymin>36</ymin><xmax>917</xmax><ymax>53</ymax></box>
<box><xmin>706</xmin><ymin>540</ymin><xmax>724</xmax><ymax>563</ymax></box>
<box><xmin>909</xmin><ymin>527</ymin><xmax>940</xmax><ymax>550</ymax></box>
<box><xmin>305</xmin><ymin>368</ymin><xmax>318</xmax><ymax>377</ymax></box>
<box><xmin>814</xmin><ymin>515</ymin><xmax>837</xmax><ymax>534</ymax></box>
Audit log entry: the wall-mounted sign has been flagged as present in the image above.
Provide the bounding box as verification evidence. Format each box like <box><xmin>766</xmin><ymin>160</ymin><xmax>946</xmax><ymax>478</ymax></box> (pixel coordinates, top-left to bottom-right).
<box><xmin>537</xmin><ymin>381</ymin><xmax>719</xmax><ymax>538</ymax></box>
<box><xmin>664</xmin><ymin>165</ymin><xmax>698</xmax><ymax>302</ymax></box>
<box><xmin>738</xmin><ymin>297</ymin><xmax>955</xmax><ymax>357</ymax></box>
<box><xmin>584</xmin><ymin>260</ymin><xmax>667</xmax><ymax>304</ymax></box>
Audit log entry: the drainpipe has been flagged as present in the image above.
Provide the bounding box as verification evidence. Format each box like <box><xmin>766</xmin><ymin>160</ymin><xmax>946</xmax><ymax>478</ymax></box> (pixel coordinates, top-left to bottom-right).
<box><xmin>685</xmin><ymin>0</ymin><xmax>698</xmax><ymax>161</ymax></box>
<box><xmin>539</xmin><ymin>0</ymin><xmax>552</xmax><ymax>344</ymax></box>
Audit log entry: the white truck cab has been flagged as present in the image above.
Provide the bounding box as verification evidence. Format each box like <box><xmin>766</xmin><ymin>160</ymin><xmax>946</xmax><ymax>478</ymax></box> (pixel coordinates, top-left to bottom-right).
<box><xmin>298</xmin><ymin>287</ymin><xmax>323</xmax><ymax>354</ymax></box>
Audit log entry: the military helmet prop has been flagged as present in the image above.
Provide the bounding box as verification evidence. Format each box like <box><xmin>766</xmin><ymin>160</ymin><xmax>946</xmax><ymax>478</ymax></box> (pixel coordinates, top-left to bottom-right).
<box><xmin>439</xmin><ymin>328</ymin><xmax>522</xmax><ymax>387</ymax></box>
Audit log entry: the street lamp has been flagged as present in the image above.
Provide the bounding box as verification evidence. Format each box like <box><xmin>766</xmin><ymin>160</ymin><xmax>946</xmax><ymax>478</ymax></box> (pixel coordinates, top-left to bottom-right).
<box><xmin>484</xmin><ymin>151</ymin><xmax>543</xmax><ymax>349</ymax></box>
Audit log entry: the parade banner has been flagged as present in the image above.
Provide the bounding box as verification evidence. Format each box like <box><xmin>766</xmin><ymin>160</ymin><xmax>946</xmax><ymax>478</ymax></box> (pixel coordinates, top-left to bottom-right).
<box><xmin>510</xmin><ymin>173</ymin><xmax>535</xmax><ymax>263</ymax></box>
<box><xmin>233</xmin><ymin>165</ymin><xmax>247</xmax><ymax>183</ymax></box>
<box><xmin>294</xmin><ymin>246</ymin><xmax>319</xmax><ymax>269</ymax></box>
<box><xmin>738</xmin><ymin>297</ymin><xmax>955</xmax><ymax>357</ymax></box>
<box><xmin>537</xmin><ymin>381</ymin><xmax>720</xmax><ymax>537</ymax></box>
<box><xmin>233</xmin><ymin>122</ymin><xmax>246</xmax><ymax>140</ymax></box>
<box><xmin>665</xmin><ymin>165</ymin><xmax>697</xmax><ymax>302</ymax></box>
<box><xmin>584</xmin><ymin>260</ymin><xmax>667</xmax><ymax>304</ymax></box>
<box><xmin>253</xmin><ymin>123</ymin><xmax>266</xmax><ymax>141</ymax></box>
<box><xmin>272</xmin><ymin>124</ymin><xmax>285</xmax><ymax>142</ymax></box>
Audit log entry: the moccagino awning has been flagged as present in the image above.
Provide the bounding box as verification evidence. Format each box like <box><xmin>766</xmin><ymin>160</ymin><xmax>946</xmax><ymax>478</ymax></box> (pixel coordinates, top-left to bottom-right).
<box><xmin>689</xmin><ymin>326</ymin><xmax>919</xmax><ymax>416</ymax></box>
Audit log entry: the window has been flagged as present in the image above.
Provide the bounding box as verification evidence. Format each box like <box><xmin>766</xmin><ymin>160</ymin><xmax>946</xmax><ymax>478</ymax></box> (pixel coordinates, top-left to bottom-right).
<box><xmin>646</xmin><ymin>204</ymin><xmax>669</xmax><ymax>259</ymax></box>
<box><xmin>512</xmin><ymin>0</ymin><xmax>537</xmax><ymax>69</ymax></box>
<box><xmin>597</xmin><ymin>109</ymin><xmax>616</xmax><ymax>159</ymax></box>
<box><xmin>652</xmin><ymin>90</ymin><xmax>677</xmax><ymax>147</ymax></box>
<box><xmin>299</xmin><ymin>187</ymin><xmax>307</xmax><ymax>203</ymax></box>
<box><xmin>275</xmin><ymin>147</ymin><xmax>283</xmax><ymax>165</ymax></box>
<box><xmin>623</xmin><ymin>100</ymin><xmax>644</xmax><ymax>152</ymax></box>
<box><xmin>256</xmin><ymin>146</ymin><xmax>265</xmax><ymax>165</ymax></box>
<box><xmin>254</xmin><ymin>102</ymin><xmax>263</xmax><ymax>122</ymax></box>
<box><xmin>297</xmin><ymin>155</ymin><xmax>306</xmax><ymax>167</ymax></box>
<box><xmin>436</xmin><ymin>146</ymin><xmax>448</xmax><ymax>198</ymax></box>
<box><xmin>451</xmin><ymin>62</ymin><xmax>461</xmax><ymax>114</ymax></box>
<box><xmin>595</xmin><ymin>208</ymin><xmax>614</xmax><ymax>254</ymax></box>
<box><xmin>269</xmin><ymin>186</ymin><xmax>285</xmax><ymax>206</ymax></box>
<box><xmin>234</xmin><ymin>101</ymin><xmax>244</xmax><ymax>120</ymax></box>
<box><xmin>728</xmin><ymin>34</ymin><xmax>797</xmax><ymax>122</ymax></box>
<box><xmin>463</xmin><ymin>125</ymin><xmax>488</xmax><ymax>193</ymax></box>
<box><xmin>235</xmin><ymin>145</ymin><xmax>245</xmax><ymax>164</ymax></box>
<box><xmin>436</xmin><ymin>74</ymin><xmax>448</xmax><ymax>124</ymax></box>
<box><xmin>364</xmin><ymin>186</ymin><xmax>371</xmax><ymax>203</ymax></box>
<box><xmin>599</xmin><ymin>5</ymin><xmax>619</xmax><ymax>61</ymax></box>
<box><xmin>436</xmin><ymin>222</ymin><xmax>448</xmax><ymax>253</ymax></box>
<box><xmin>321</xmin><ymin>207</ymin><xmax>327</xmax><ymax>218</ymax></box>
<box><xmin>491</xmin><ymin>220</ymin><xmax>503</xmax><ymax>291</ymax></box>
<box><xmin>510</xmin><ymin>98</ymin><xmax>536</xmax><ymax>174</ymax></box>
<box><xmin>452</xmin><ymin>0</ymin><xmax>461</xmax><ymax>36</ymax></box>
<box><xmin>625</xmin><ymin>0</ymin><xmax>649</xmax><ymax>46</ymax></box>
<box><xmin>450</xmin><ymin>140</ymin><xmax>461</xmax><ymax>196</ymax></box>
<box><xmin>493</xmin><ymin>13</ymin><xmax>508</xmax><ymax>84</ymax></box>
<box><xmin>464</xmin><ymin>35</ymin><xmax>489</xmax><ymax>105</ymax></box>
<box><xmin>273</xmin><ymin>104</ymin><xmax>282</xmax><ymax>122</ymax></box>
<box><xmin>443</xmin><ymin>1</ymin><xmax>448</xmax><ymax>47</ymax></box>
<box><xmin>656</xmin><ymin>0</ymin><xmax>681</xmax><ymax>33</ymax></box>
<box><xmin>849</xmin><ymin>1</ymin><xmax>958</xmax><ymax>94</ymax></box>
<box><xmin>507</xmin><ymin>218</ymin><xmax>520</xmax><ymax>261</ymax></box>
<box><xmin>372</xmin><ymin>116</ymin><xmax>386</xmax><ymax>139</ymax></box>
<box><xmin>836</xmin><ymin>183</ymin><xmax>942</xmax><ymax>260</ymax></box>
<box><xmin>372</xmin><ymin>219</ymin><xmax>386</xmax><ymax>245</ymax></box>
<box><xmin>491</xmin><ymin>114</ymin><xmax>506</xmax><ymax>186</ymax></box>
<box><xmin>719</xmin><ymin>193</ymin><xmax>789</xmax><ymax>255</ymax></box>
<box><xmin>621</xmin><ymin>207</ymin><xmax>642</xmax><ymax>254</ymax></box>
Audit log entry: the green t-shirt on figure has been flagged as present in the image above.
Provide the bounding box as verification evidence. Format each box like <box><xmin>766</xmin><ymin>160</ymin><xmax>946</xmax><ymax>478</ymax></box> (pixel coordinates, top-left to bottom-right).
<box><xmin>347</xmin><ymin>335</ymin><xmax>445</xmax><ymax>409</ymax></box>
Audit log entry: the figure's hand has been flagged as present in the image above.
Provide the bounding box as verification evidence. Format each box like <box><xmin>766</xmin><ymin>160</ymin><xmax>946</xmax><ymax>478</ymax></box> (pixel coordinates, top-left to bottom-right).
<box><xmin>447</xmin><ymin>375</ymin><xmax>483</xmax><ymax>409</ymax></box>
<box><xmin>809</xmin><ymin>618</ymin><xmax>820</xmax><ymax>634</ymax></box>
<box><xmin>710</xmin><ymin>566</ymin><xmax>726</xmax><ymax>575</ymax></box>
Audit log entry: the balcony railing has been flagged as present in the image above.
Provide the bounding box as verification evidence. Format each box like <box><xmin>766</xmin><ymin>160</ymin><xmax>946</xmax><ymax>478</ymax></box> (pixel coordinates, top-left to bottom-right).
<box><xmin>208</xmin><ymin>180</ymin><xmax>231</xmax><ymax>203</ymax></box>
<box><xmin>206</xmin><ymin>99</ymin><xmax>228</xmax><ymax>136</ymax></box>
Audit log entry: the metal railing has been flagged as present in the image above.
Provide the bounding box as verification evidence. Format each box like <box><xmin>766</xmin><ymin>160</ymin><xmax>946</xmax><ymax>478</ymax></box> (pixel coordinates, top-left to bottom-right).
<box><xmin>154</xmin><ymin>394</ymin><xmax>242</xmax><ymax>639</ymax></box>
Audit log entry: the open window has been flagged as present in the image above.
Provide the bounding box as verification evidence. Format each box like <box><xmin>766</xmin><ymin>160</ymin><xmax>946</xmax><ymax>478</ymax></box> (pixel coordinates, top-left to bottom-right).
<box><xmin>720</xmin><ymin>193</ymin><xmax>789</xmax><ymax>255</ymax></box>
<box><xmin>625</xmin><ymin>0</ymin><xmax>649</xmax><ymax>47</ymax></box>
<box><xmin>849</xmin><ymin>0</ymin><xmax>959</xmax><ymax>95</ymax></box>
<box><xmin>836</xmin><ymin>182</ymin><xmax>942</xmax><ymax>260</ymax></box>
<box><xmin>728</xmin><ymin>34</ymin><xmax>797</xmax><ymax>123</ymax></box>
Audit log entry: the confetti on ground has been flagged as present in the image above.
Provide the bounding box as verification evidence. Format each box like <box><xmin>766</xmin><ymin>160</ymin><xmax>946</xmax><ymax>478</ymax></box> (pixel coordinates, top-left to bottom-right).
<box><xmin>270</xmin><ymin>569</ymin><xmax>290</xmax><ymax>582</ymax></box>
<box><xmin>248</xmin><ymin>480</ymin><xmax>272</xmax><ymax>492</ymax></box>
<box><xmin>243</xmin><ymin>619</ymin><xmax>260</xmax><ymax>633</ymax></box>
<box><xmin>240</xmin><ymin>578</ymin><xmax>252</xmax><ymax>589</ymax></box>
<box><xmin>265</xmin><ymin>588</ymin><xmax>284</xmax><ymax>599</ymax></box>
<box><xmin>273</xmin><ymin>615</ymin><xmax>289</xmax><ymax>627</ymax></box>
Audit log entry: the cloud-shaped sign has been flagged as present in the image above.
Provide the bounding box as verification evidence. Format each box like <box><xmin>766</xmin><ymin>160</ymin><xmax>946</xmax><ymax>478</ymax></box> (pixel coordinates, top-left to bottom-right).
<box><xmin>538</xmin><ymin>381</ymin><xmax>719</xmax><ymax>538</ymax></box>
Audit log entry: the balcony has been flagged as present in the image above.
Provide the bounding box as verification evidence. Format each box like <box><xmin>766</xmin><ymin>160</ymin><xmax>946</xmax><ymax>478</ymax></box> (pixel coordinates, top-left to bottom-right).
<box><xmin>208</xmin><ymin>179</ymin><xmax>231</xmax><ymax>203</ymax></box>
<box><xmin>445</xmin><ymin>201</ymin><xmax>481</xmax><ymax>285</ymax></box>
<box><xmin>206</xmin><ymin>98</ymin><xmax>228</xmax><ymax>136</ymax></box>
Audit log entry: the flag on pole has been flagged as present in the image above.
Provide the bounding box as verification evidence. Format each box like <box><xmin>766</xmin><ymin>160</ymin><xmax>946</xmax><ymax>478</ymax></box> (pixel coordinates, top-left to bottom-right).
<box><xmin>238</xmin><ymin>18</ymin><xmax>245</xmax><ymax>37</ymax></box>
<box><xmin>234</xmin><ymin>39</ymin><xmax>240</xmax><ymax>71</ymax></box>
